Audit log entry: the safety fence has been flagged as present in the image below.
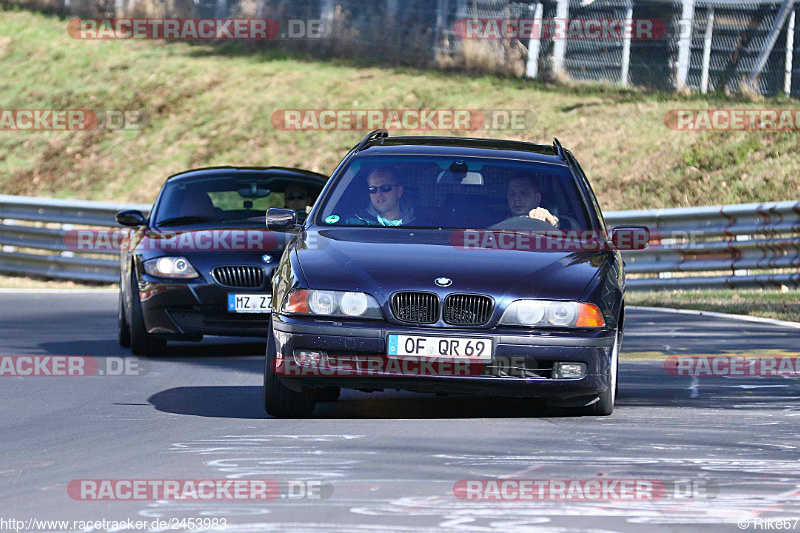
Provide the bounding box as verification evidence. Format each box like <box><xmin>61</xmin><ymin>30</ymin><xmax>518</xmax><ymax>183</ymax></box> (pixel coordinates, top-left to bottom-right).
<box><xmin>6</xmin><ymin>0</ymin><xmax>799</xmax><ymax>97</ymax></box>
<box><xmin>0</xmin><ymin>194</ymin><xmax>797</xmax><ymax>289</ymax></box>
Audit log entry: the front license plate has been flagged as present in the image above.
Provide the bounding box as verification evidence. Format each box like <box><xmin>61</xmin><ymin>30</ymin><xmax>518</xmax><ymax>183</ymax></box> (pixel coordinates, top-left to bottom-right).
<box><xmin>387</xmin><ymin>334</ymin><xmax>492</xmax><ymax>360</ymax></box>
<box><xmin>228</xmin><ymin>294</ymin><xmax>272</xmax><ymax>313</ymax></box>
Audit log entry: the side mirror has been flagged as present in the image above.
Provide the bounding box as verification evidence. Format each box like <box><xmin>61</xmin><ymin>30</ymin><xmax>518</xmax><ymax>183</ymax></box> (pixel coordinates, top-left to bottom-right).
<box><xmin>609</xmin><ymin>226</ymin><xmax>650</xmax><ymax>250</ymax></box>
<box><xmin>116</xmin><ymin>209</ymin><xmax>147</xmax><ymax>227</ymax></box>
<box><xmin>267</xmin><ymin>208</ymin><xmax>299</xmax><ymax>233</ymax></box>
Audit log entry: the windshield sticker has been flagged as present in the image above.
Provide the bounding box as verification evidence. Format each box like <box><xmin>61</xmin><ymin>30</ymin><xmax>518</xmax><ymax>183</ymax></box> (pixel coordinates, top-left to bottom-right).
<box><xmin>325</xmin><ymin>215</ymin><xmax>340</xmax><ymax>224</ymax></box>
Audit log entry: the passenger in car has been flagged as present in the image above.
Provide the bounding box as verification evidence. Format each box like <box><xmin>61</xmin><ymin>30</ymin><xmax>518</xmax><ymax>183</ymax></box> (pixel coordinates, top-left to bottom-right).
<box><xmin>347</xmin><ymin>166</ymin><xmax>416</xmax><ymax>226</ymax></box>
<box><xmin>506</xmin><ymin>175</ymin><xmax>559</xmax><ymax>227</ymax></box>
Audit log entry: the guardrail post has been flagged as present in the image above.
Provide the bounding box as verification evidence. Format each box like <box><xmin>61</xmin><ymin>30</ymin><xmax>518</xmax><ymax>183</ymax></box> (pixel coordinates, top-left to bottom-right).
<box><xmin>214</xmin><ymin>0</ymin><xmax>227</xmax><ymax>19</ymax></box>
<box><xmin>526</xmin><ymin>2</ymin><xmax>544</xmax><ymax>79</ymax></box>
<box><xmin>676</xmin><ymin>0</ymin><xmax>695</xmax><ymax>90</ymax></box>
<box><xmin>785</xmin><ymin>8</ymin><xmax>795</xmax><ymax>95</ymax></box>
<box><xmin>320</xmin><ymin>0</ymin><xmax>335</xmax><ymax>37</ymax></box>
<box><xmin>433</xmin><ymin>0</ymin><xmax>449</xmax><ymax>59</ymax></box>
<box><xmin>620</xmin><ymin>0</ymin><xmax>633</xmax><ymax>86</ymax></box>
<box><xmin>700</xmin><ymin>7</ymin><xmax>714</xmax><ymax>94</ymax></box>
<box><xmin>552</xmin><ymin>0</ymin><xmax>569</xmax><ymax>74</ymax></box>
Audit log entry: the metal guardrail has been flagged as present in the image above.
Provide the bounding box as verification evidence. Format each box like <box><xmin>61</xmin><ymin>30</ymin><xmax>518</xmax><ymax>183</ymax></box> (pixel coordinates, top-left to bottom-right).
<box><xmin>0</xmin><ymin>195</ymin><xmax>150</xmax><ymax>284</ymax></box>
<box><xmin>611</xmin><ymin>200</ymin><xmax>800</xmax><ymax>290</ymax></box>
<box><xmin>0</xmin><ymin>195</ymin><xmax>151</xmax><ymax>226</ymax></box>
<box><xmin>0</xmin><ymin>195</ymin><xmax>798</xmax><ymax>290</ymax></box>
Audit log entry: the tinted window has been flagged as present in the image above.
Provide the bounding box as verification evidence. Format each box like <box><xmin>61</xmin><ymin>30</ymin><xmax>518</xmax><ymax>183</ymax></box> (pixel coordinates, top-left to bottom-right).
<box><xmin>316</xmin><ymin>155</ymin><xmax>591</xmax><ymax>230</ymax></box>
<box><xmin>154</xmin><ymin>175</ymin><xmax>320</xmax><ymax>226</ymax></box>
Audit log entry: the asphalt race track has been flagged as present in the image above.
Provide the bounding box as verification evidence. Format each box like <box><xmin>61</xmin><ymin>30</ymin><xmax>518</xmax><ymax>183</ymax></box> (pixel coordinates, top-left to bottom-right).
<box><xmin>1</xmin><ymin>290</ymin><xmax>799</xmax><ymax>532</ymax></box>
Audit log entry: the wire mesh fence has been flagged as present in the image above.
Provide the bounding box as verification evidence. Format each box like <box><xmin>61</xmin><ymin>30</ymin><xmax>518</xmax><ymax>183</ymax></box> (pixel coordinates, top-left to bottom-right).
<box><xmin>4</xmin><ymin>0</ymin><xmax>799</xmax><ymax>96</ymax></box>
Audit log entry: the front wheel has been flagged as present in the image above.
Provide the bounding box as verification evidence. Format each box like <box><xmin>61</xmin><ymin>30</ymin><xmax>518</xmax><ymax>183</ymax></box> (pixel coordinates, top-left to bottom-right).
<box><xmin>129</xmin><ymin>271</ymin><xmax>166</xmax><ymax>357</ymax></box>
<box><xmin>558</xmin><ymin>328</ymin><xmax>619</xmax><ymax>416</ymax></box>
<box><xmin>590</xmin><ymin>328</ymin><xmax>620</xmax><ymax>416</ymax></box>
<box><xmin>118</xmin><ymin>290</ymin><xmax>131</xmax><ymax>348</ymax></box>
<box><xmin>263</xmin><ymin>319</ymin><xmax>316</xmax><ymax>418</ymax></box>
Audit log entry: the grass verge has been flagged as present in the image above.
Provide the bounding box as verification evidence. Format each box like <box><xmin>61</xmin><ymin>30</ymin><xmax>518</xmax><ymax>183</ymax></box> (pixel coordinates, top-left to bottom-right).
<box><xmin>1</xmin><ymin>10</ymin><xmax>799</xmax><ymax>209</ymax></box>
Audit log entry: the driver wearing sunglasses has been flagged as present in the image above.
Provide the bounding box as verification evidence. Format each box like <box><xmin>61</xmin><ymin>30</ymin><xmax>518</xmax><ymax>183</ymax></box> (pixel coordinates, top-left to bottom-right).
<box><xmin>347</xmin><ymin>166</ymin><xmax>416</xmax><ymax>226</ymax></box>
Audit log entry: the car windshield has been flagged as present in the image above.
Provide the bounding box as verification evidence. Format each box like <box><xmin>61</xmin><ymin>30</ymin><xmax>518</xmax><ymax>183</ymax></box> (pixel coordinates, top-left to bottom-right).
<box><xmin>154</xmin><ymin>175</ymin><xmax>320</xmax><ymax>226</ymax></box>
<box><xmin>316</xmin><ymin>155</ymin><xmax>591</xmax><ymax>230</ymax></box>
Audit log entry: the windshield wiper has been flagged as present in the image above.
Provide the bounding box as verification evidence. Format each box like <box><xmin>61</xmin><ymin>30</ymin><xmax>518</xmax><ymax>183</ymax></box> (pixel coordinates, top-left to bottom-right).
<box><xmin>156</xmin><ymin>216</ymin><xmax>217</xmax><ymax>227</ymax></box>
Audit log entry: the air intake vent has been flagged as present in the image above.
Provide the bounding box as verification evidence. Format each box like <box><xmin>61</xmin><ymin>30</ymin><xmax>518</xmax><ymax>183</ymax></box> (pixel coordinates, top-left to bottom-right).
<box><xmin>212</xmin><ymin>266</ymin><xmax>265</xmax><ymax>289</ymax></box>
<box><xmin>391</xmin><ymin>292</ymin><xmax>439</xmax><ymax>324</ymax></box>
<box><xmin>444</xmin><ymin>294</ymin><xmax>494</xmax><ymax>325</ymax></box>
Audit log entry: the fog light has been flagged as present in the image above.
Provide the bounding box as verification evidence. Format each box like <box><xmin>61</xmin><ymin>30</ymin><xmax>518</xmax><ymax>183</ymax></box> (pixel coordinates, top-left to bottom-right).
<box><xmin>553</xmin><ymin>362</ymin><xmax>586</xmax><ymax>379</ymax></box>
<box><xmin>293</xmin><ymin>349</ymin><xmax>327</xmax><ymax>366</ymax></box>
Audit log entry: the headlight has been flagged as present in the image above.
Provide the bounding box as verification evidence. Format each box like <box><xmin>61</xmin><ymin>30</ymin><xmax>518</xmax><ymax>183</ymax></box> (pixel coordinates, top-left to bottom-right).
<box><xmin>500</xmin><ymin>300</ymin><xmax>604</xmax><ymax>328</ymax></box>
<box><xmin>340</xmin><ymin>292</ymin><xmax>369</xmax><ymax>316</ymax></box>
<box><xmin>282</xmin><ymin>289</ymin><xmax>382</xmax><ymax>319</ymax></box>
<box><xmin>143</xmin><ymin>256</ymin><xmax>199</xmax><ymax>279</ymax></box>
<box><xmin>309</xmin><ymin>290</ymin><xmax>337</xmax><ymax>315</ymax></box>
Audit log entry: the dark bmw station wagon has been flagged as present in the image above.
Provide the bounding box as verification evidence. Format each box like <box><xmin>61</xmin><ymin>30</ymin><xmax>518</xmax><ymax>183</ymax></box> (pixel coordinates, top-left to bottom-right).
<box><xmin>264</xmin><ymin>131</ymin><xmax>648</xmax><ymax>417</ymax></box>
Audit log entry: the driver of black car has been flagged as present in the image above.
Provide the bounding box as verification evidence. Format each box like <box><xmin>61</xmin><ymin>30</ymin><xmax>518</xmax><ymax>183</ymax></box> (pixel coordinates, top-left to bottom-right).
<box><xmin>284</xmin><ymin>183</ymin><xmax>313</xmax><ymax>212</ymax></box>
<box><xmin>506</xmin><ymin>174</ymin><xmax>559</xmax><ymax>228</ymax></box>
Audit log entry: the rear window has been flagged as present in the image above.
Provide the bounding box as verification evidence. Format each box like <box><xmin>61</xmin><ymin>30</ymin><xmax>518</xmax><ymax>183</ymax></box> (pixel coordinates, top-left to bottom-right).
<box><xmin>316</xmin><ymin>155</ymin><xmax>592</xmax><ymax>230</ymax></box>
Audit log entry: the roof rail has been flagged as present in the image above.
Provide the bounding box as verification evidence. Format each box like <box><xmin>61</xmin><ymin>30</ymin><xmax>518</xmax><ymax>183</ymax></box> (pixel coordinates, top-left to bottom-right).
<box><xmin>355</xmin><ymin>130</ymin><xmax>389</xmax><ymax>153</ymax></box>
<box><xmin>552</xmin><ymin>137</ymin><xmax>566</xmax><ymax>161</ymax></box>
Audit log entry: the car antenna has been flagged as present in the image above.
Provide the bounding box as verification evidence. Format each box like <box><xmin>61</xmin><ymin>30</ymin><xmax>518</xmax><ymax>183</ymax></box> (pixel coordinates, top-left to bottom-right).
<box><xmin>553</xmin><ymin>137</ymin><xmax>566</xmax><ymax>161</ymax></box>
<box><xmin>355</xmin><ymin>130</ymin><xmax>389</xmax><ymax>153</ymax></box>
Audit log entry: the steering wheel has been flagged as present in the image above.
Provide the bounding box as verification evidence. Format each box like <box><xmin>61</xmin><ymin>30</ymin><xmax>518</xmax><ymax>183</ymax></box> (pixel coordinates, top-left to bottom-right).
<box><xmin>557</xmin><ymin>215</ymin><xmax>579</xmax><ymax>231</ymax></box>
<box><xmin>488</xmin><ymin>215</ymin><xmax>560</xmax><ymax>231</ymax></box>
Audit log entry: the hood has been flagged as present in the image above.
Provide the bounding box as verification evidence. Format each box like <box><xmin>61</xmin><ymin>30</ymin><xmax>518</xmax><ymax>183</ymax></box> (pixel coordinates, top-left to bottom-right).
<box><xmin>133</xmin><ymin>226</ymin><xmax>291</xmax><ymax>272</ymax></box>
<box><xmin>294</xmin><ymin>228</ymin><xmax>608</xmax><ymax>302</ymax></box>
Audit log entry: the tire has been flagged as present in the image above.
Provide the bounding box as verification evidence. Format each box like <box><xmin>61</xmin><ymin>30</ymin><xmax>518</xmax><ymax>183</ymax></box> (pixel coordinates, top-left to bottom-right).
<box><xmin>129</xmin><ymin>271</ymin><xmax>166</xmax><ymax>357</ymax></box>
<box><xmin>263</xmin><ymin>319</ymin><xmax>316</xmax><ymax>418</ymax></box>
<box><xmin>118</xmin><ymin>289</ymin><xmax>131</xmax><ymax>348</ymax></box>
<box><xmin>560</xmin><ymin>328</ymin><xmax>619</xmax><ymax>416</ymax></box>
<box><xmin>590</xmin><ymin>328</ymin><xmax>620</xmax><ymax>416</ymax></box>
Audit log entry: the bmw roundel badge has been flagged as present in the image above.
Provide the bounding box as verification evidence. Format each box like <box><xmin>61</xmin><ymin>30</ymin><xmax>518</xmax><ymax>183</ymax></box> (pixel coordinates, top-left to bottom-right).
<box><xmin>435</xmin><ymin>277</ymin><xmax>452</xmax><ymax>287</ymax></box>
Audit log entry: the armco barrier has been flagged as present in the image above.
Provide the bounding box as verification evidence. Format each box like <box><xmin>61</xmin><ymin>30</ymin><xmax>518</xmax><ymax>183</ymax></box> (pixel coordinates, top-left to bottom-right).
<box><xmin>0</xmin><ymin>194</ymin><xmax>798</xmax><ymax>290</ymax></box>
<box><xmin>614</xmin><ymin>201</ymin><xmax>800</xmax><ymax>290</ymax></box>
<box><xmin>0</xmin><ymin>195</ymin><xmax>150</xmax><ymax>284</ymax></box>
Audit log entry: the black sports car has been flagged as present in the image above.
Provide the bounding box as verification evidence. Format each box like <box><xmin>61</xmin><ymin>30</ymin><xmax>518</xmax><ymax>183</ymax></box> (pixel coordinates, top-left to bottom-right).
<box><xmin>264</xmin><ymin>132</ymin><xmax>649</xmax><ymax>417</ymax></box>
<box><xmin>116</xmin><ymin>166</ymin><xmax>327</xmax><ymax>356</ymax></box>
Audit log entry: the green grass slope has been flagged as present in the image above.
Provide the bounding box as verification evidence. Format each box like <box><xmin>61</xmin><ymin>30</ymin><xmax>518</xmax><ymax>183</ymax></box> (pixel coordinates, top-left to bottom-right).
<box><xmin>1</xmin><ymin>10</ymin><xmax>799</xmax><ymax>208</ymax></box>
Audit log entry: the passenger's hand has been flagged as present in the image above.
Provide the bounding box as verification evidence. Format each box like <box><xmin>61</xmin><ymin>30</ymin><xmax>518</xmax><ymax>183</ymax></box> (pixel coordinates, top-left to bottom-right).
<box><xmin>528</xmin><ymin>207</ymin><xmax>558</xmax><ymax>227</ymax></box>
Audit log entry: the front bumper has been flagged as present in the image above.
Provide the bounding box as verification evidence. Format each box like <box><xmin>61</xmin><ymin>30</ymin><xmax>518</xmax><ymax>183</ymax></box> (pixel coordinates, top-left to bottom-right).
<box><xmin>139</xmin><ymin>278</ymin><xmax>271</xmax><ymax>338</ymax></box>
<box><xmin>272</xmin><ymin>315</ymin><xmax>616</xmax><ymax>399</ymax></box>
